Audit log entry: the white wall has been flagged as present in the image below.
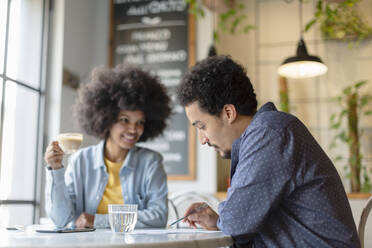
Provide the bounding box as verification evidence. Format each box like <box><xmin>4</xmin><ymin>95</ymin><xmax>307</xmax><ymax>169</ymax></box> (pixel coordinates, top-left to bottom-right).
<box><xmin>60</xmin><ymin>0</ymin><xmax>109</xmax><ymax>147</ymax></box>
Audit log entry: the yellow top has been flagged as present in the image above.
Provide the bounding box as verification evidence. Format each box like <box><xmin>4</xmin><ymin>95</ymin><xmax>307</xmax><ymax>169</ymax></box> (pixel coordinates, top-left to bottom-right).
<box><xmin>96</xmin><ymin>157</ymin><xmax>124</xmax><ymax>214</ymax></box>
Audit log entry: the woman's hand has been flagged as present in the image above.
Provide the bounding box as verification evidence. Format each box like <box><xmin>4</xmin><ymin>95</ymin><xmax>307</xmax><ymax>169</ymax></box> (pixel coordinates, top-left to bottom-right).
<box><xmin>183</xmin><ymin>202</ymin><xmax>219</xmax><ymax>230</ymax></box>
<box><xmin>75</xmin><ymin>213</ymin><xmax>95</xmax><ymax>228</ymax></box>
<box><xmin>44</xmin><ymin>141</ymin><xmax>64</xmax><ymax>169</ymax></box>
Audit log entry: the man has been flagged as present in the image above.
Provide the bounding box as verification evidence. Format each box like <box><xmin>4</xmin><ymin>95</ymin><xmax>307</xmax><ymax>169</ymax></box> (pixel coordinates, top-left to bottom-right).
<box><xmin>177</xmin><ymin>55</ymin><xmax>360</xmax><ymax>247</ymax></box>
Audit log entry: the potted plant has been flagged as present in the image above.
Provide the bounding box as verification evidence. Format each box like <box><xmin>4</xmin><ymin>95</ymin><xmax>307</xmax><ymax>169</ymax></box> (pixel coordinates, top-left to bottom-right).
<box><xmin>305</xmin><ymin>0</ymin><xmax>372</xmax><ymax>44</ymax></box>
<box><xmin>185</xmin><ymin>0</ymin><xmax>255</xmax><ymax>42</ymax></box>
<box><xmin>330</xmin><ymin>80</ymin><xmax>372</xmax><ymax>193</ymax></box>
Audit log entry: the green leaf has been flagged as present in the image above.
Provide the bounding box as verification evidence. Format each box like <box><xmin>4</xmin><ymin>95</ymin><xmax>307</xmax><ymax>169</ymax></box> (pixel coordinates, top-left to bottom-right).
<box><xmin>305</xmin><ymin>19</ymin><xmax>317</xmax><ymax>32</ymax></box>
<box><xmin>338</xmin><ymin>131</ymin><xmax>348</xmax><ymax>142</ymax></box>
<box><xmin>364</xmin><ymin>110</ymin><xmax>372</xmax><ymax>115</ymax></box>
<box><xmin>350</xmin><ymin>154</ymin><xmax>357</xmax><ymax>165</ymax></box>
<box><xmin>340</xmin><ymin>109</ymin><xmax>347</xmax><ymax>118</ymax></box>
<box><xmin>329</xmin><ymin>142</ymin><xmax>337</xmax><ymax>149</ymax></box>
<box><xmin>243</xmin><ymin>25</ymin><xmax>255</xmax><ymax>33</ymax></box>
<box><xmin>330</xmin><ymin>113</ymin><xmax>336</xmax><ymax>122</ymax></box>
<box><xmin>334</xmin><ymin>155</ymin><xmax>343</xmax><ymax>162</ymax></box>
<box><xmin>316</xmin><ymin>0</ymin><xmax>323</xmax><ymax>12</ymax></box>
<box><xmin>355</xmin><ymin>80</ymin><xmax>367</xmax><ymax>89</ymax></box>
<box><xmin>330</xmin><ymin>122</ymin><xmax>341</xmax><ymax>130</ymax></box>
<box><xmin>360</xmin><ymin>95</ymin><xmax>370</xmax><ymax>107</ymax></box>
<box><xmin>213</xmin><ymin>30</ymin><xmax>219</xmax><ymax>43</ymax></box>
<box><xmin>343</xmin><ymin>86</ymin><xmax>352</xmax><ymax>95</ymax></box>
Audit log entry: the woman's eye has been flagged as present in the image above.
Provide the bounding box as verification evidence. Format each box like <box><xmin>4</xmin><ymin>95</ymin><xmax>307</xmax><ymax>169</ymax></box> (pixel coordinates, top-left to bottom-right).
<box><xmin>138</xmin><ymin>120</ymin><xmax>145</xmax><ymax>126</ymax></box>
<box><xmin>119</xmin><ymin>117</ymin><xmax>129</xmax><ymax>123</ymax></box>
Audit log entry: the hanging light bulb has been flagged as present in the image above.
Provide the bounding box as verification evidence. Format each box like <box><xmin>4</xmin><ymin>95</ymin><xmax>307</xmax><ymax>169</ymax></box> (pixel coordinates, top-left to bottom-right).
<box><xmin>277</xmin><ymin>38</ymin><xmax>328</xmax><ymax>78</ymax></box>
<box><xmin>277</xmin><ymin>1</ymin><xmax>327</xmax><ymax>79</ymax></box>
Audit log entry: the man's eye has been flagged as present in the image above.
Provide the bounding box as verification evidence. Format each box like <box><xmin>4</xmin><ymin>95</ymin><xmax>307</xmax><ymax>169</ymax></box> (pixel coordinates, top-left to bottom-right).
<box><xmin>197</xmin><ymin>125</ymin><xmax>205</xmax><ymax>130</ymax></box>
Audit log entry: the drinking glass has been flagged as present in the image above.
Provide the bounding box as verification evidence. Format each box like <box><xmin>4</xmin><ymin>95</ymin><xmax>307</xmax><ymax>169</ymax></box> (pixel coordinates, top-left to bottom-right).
<box><xmin>108</xmin><ymin>204</ymin><xmax>138</xmax><ymax>233</ymax></box>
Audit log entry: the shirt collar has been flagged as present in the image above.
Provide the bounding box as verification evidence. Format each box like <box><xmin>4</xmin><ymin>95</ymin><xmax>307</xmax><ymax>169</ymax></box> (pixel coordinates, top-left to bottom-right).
<box><xmin>241</xmin><ymin>102</ymin><xmax>277</xmax><ymax>139</ymax></box>
<box><xmin>230</xmin><ymin>102</ymin><xmax>277</xmax><ymax>178</ymax></box>
<box><xmin>93</xmin><ymin>140</ymin><xmax>136</xmax><ymax>170</ymax></box>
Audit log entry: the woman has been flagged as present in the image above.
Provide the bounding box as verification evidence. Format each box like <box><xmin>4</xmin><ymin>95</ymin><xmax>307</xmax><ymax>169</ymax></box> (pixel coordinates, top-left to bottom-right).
<box><xmin>44</xmin><ymin>65</ymin><xmax>171</xmax><ymax>229</ymax></box>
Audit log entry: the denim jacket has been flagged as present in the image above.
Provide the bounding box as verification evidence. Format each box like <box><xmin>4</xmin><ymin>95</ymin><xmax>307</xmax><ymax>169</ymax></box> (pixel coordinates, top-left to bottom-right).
<box><xmin>45</xmin><ymin>141</ymin><xmax>168</xmax><ymax>228</ymax></box>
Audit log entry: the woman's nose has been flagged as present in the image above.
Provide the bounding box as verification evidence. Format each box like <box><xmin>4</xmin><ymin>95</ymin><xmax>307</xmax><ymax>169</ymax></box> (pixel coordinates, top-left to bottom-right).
<box><xmin>128</xmin><ymin>123</ymin><xmax>137</xmax><ymax>133</ymax></box>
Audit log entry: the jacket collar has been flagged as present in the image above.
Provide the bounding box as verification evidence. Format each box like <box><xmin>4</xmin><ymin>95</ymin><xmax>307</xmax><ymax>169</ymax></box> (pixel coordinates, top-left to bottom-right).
<box><xmin>93</xmin><ymin>140</ymin><xmax>136</xmax><ymax>170</ymax></box>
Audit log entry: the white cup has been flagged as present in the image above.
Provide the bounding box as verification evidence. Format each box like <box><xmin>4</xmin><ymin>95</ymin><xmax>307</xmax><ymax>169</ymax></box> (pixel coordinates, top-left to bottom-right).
<box><xmin>108</xmin><ymin>204</ymin><xmax>138</xmax><ymax>233</ymax></box>
<box><xmin>57</xmin><ymin>133</ymin><xmax>83</xmax><ymax>154</ymax></box>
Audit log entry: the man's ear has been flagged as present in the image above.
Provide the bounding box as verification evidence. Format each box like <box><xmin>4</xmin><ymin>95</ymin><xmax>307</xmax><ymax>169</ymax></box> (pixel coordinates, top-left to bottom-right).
<box><xmin>222</xmin><ymin>104</ymin><xmax>237</xmax><ymax>124</ymax></box>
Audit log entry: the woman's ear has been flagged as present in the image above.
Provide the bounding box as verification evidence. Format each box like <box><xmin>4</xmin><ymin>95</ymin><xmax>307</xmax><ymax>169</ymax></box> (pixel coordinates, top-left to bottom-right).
<box><xmin>222</xmin><ymin>104</ymin><xmax>237</xmax><ymax>124</ymax></box>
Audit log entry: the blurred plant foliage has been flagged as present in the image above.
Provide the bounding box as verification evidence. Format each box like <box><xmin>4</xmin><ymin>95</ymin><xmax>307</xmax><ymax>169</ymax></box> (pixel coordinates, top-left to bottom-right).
<box><xmin>330</xmin><ymin>80</ymin><xmax>372</xmax><ymax>192</ymax></box>
<box><xmin>184</xmin><ymin>0</ymin><xmax>255</xmax><ymax>42</ymax></box>
<box><xmin>305</xmin><ymin>0</ymin><xmax>372</xmax><ymax>45</ymax></box>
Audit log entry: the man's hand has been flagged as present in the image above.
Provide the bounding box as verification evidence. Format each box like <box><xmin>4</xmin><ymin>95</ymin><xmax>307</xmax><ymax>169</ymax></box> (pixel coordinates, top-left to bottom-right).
<box><xmin>75</xmin><ymin>213</ymin><xmax>94</xmax><ymax>228</ymax></box>
<box><xmin>183</xmin><ymin>202</ymin><xmax>219</xmax><ymax>230</ymax></box>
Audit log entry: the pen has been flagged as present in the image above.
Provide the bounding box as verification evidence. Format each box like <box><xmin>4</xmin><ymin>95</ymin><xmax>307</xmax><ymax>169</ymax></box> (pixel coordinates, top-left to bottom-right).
<box><xmin>168</xmin><ymin>203</ymin><xmax>209</xmax><ymax>227</ymax></box>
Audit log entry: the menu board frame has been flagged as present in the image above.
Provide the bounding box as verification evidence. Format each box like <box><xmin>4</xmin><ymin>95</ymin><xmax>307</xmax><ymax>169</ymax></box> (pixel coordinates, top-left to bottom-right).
<box><xmin>108</xmin><ymin>0</ymin><xmax>196</xmax><ymax>180</ymax></box>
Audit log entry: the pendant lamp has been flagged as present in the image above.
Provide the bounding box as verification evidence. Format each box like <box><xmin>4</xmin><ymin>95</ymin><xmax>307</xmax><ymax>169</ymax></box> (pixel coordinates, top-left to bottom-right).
<box><xmin>208</xmin><ymin>44</ymin><xmax>217</xmax><ymax>57</ymax></box>
<box><xmin>207</xmin><ymin>0</ymin><xmax>217</xmax><ymax>57</ymax></box>
<box><xmin>277</xmin><ymin>1</ymin><xmax>327</xmax><ymax>79</ymax></box>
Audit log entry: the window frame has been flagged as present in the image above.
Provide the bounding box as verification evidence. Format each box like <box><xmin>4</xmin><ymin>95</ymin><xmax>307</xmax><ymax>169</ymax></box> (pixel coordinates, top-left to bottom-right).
<box><xmin>0</xmin><ymin>0</ymin><xmax>49</xmax><ymax>224</ymax></box>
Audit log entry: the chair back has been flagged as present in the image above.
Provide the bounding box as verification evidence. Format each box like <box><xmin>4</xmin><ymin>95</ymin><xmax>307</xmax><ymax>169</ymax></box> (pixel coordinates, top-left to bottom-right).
<box><xmin>358</xmin><ymin>195</ymin><xmax>372</xmax><ymax>248</ymax></box>
<box><xmin>167</xmin><ymin>198</ymin><xmax>180</xmax><ymax>228</ymax></box>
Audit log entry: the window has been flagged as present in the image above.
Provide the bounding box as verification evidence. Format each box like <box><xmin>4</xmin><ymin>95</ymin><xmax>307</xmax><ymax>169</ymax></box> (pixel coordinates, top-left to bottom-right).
<box><xmin>0</xmin><ymin>0</ymin><xmax>48</xmax><ymax>226</ymax></box>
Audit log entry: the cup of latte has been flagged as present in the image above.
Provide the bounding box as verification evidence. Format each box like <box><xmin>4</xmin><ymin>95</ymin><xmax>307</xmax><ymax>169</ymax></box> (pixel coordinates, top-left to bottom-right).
<box><xmin>57</xmin><ymin>133</ymin><xmax>83</xmax><ymax>154</ymax></box>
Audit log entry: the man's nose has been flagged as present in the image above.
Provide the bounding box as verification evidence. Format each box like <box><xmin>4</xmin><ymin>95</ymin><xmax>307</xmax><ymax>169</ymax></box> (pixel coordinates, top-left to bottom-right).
<box><xmin>198</xmin><ymin>132</ymin><xmax>209</xmax><ymax>145</ymax></box>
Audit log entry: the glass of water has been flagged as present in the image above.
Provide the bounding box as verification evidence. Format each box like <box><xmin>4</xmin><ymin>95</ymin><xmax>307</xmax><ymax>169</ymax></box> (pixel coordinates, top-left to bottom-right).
<box><xmin>108</xmin><ymin>204</ymin><xmax>138</xmax><ymax>233</ymax></box>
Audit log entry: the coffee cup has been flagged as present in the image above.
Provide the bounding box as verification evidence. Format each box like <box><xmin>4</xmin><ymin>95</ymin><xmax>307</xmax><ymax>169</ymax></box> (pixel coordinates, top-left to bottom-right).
<box><xmin>57</xmin><ymin>133</ymin><xmax>83</xmax><ymax>154</ymax></box>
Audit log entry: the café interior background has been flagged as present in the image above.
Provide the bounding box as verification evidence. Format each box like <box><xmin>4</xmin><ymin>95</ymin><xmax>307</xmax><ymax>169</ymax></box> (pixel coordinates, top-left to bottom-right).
<box><xmin>1</xmin><ymin>0</ymin><xmax>372</xmax><ymax>242</ymax></box>
<box><xmin>57</xmin><ymin>0</ymin><xmax>372</xmax><ymax>193</ymax></box>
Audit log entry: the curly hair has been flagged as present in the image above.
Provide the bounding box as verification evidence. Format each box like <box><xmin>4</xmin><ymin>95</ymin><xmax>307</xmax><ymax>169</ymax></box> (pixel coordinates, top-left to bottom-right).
<box><xmin>74</xmin><ymin>65</ymin><xmax>171</xmax><ymax>142</ymax></box>
<box><xmin>177</xmin><ymin>55</ymin><xmax>257</xmax><ymax>116</ymax></box>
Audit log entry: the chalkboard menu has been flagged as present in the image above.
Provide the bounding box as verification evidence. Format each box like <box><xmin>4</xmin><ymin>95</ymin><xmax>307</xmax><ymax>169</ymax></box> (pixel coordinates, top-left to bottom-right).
<box><xmin>109</xmin><ymin>0</ymin><xmax>196</xmax><ymax>180</ymax></box>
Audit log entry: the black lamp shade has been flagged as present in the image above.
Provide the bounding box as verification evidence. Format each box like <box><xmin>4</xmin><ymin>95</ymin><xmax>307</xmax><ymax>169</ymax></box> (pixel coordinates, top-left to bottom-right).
<box><xmin>278</xmin><ymin>38</ymin><xmax>327</xmax><ymax>78</ymax></box>
<box><xmin>208</xmin><ymin>44</ymin><xmax>217</xmax><ymax>57</ymax></box>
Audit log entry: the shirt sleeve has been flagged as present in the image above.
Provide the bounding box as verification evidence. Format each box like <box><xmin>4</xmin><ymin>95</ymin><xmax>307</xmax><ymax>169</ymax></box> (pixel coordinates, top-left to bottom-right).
<box><xmin>136</xmin><ymin>159</ymin><xmax>168</xmax><ymax>228</ymax></box>
<box><xmin>217</xmin><ymin>126</ymin><xmax>293</xmax><ymax>237</ymax></box>
<box><xmin>44</xmin><ymin>163</ymin><xmax>78</xmax><ymax>228</ymax></box>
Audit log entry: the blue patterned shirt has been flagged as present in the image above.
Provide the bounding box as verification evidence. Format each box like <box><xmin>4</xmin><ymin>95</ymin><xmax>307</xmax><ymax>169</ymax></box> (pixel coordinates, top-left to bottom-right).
<box><xmin>217</xmin><ymin>102</ymin><xmax>360</xmax><ymax>248</ymax></box>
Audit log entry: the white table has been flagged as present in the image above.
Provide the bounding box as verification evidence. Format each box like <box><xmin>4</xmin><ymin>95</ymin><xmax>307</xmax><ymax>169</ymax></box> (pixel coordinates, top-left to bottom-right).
<box><xmin>0</xmin><ymin>227</ymin><xmax>233</xmax><ymax>248</ymax></box>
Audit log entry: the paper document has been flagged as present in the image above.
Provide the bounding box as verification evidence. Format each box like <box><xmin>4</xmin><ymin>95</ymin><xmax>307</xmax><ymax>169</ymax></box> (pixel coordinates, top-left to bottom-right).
<box><xmin>131</xmin><ymin>228</ymin><xmax>221</xmax><ymax>235</ymax></box>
